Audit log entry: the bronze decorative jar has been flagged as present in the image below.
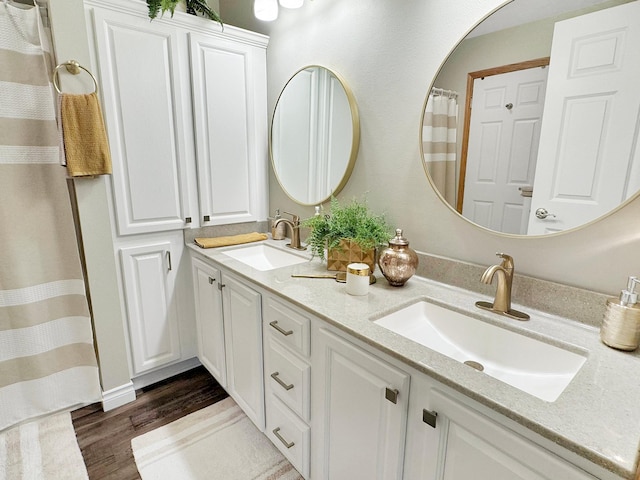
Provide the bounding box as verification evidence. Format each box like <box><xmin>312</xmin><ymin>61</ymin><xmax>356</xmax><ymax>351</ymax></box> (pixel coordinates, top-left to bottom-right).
<box><xmin>378</xmin><ymin>228</ymin><xmax>418</xmax><ymax>286</ymax></box>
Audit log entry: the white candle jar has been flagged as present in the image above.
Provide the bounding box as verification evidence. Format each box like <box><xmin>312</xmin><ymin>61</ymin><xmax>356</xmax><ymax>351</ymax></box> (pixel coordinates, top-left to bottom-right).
<box><xmin>346</xmin><ymin>263</ymin><xmax>370</xmax><ymax>296</ymax></box>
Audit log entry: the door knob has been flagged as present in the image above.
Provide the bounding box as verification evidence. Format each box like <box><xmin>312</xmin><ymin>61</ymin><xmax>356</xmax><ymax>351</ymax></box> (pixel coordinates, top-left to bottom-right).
<box><xmin>535</xmin><ymin>208</ymin><xmax>556</xmax><ymax>219</ymax></box>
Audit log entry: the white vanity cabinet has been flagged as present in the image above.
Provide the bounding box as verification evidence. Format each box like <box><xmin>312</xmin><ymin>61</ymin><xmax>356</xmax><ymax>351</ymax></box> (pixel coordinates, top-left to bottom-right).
<box><xmin>190</xmin><ymin>255</ymin><xmax>265</xmax><ymax>430</ymax></box>
<box><xmin>222</xmin><ymin>273</ymin><xmax>265</xmax><ymax>430</ymax></box>
<box><xmin>311</xmin><ymin>326</ymin><xmax>410</xmax><ymax>480</ymax></box>
<box><xmin>263</xmin><ymin>295</ymin><xmax>312</xmax><ymax>478</ymax></box>
<box><xmin>404</xmin><ymin>375</ymin><xmax>598</xmax><ymax>480</ymax></box>
<box><xmin>191</xmin><ymin>257</ymin><xmax>227</xmax><ymax>387</ymax></box>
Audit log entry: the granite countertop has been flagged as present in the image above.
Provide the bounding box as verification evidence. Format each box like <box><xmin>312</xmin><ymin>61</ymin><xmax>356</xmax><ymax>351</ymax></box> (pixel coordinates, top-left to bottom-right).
<box><xmin>188</xmin><ymin>239</ymin><xmax>640</xmax><ymax>479</ymax></box>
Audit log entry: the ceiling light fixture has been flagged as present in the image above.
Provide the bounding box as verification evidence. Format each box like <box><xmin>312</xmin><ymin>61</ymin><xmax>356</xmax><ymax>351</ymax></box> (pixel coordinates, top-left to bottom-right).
<box><xmin>279</xmin><ymin>0</ymin><xmax>304</xmax><ymax>8</ymax></box>
<box><xmin>254</xmin><ymin>0</ymin><xmax>278</xmax><ymax>21</ymax></box>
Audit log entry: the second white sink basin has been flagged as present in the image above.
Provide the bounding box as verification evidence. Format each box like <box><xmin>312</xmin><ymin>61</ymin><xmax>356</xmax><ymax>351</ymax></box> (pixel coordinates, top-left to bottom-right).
<box><xmin>222</xmin><ymin>243</ymin><xmax>309</xmax><ymax>271</ymax></box>
<box><xmin>374</xmin><ymin>301</ymin><xmax>586</xmax><ymax>402</ymax></box>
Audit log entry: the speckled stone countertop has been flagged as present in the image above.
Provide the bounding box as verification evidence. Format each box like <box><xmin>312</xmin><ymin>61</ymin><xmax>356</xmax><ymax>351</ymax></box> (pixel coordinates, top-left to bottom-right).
<box><xmin>188</xmin><ymin>239</ymin><xmax>640</xmax><ymax>479</ymax></box>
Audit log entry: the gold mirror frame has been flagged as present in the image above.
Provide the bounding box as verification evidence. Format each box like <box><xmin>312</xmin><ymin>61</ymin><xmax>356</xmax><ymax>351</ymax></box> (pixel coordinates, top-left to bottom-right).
<box><xmin>271</xmin><ymin>65</ymin><xmax>360</xmax><ymax>206</ymax></box>
<box><xmin>419</xmin><ymin>0</ymin><xmax>640</xmax><ymax>238</ymax></box>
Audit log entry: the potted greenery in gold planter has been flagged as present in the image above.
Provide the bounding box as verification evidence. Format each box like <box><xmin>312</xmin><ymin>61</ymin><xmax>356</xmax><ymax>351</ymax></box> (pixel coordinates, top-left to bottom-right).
<box><xmin>303</xmin><ymin>197</ymin><xmax>392</xmax><ymax>272</ymax></box>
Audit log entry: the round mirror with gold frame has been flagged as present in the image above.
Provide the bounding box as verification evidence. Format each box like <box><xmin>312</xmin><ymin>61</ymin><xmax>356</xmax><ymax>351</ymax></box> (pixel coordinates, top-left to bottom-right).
<box><xmin>420</xmin><ymin>0</ymin><xmax>640</xmax><ymax>236</ymax></box>
<box><xmin>271</xmin><ymin>65</ymin><xmax>360</xmax><ymax>206</ymax></box>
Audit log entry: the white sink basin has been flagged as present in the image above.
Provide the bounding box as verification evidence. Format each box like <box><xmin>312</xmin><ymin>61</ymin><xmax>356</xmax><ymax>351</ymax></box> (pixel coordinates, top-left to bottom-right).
<box><xmin>222</xmin><ymin>244</ymin><xmax>309</xmax><ymax>271</ymax></box>
<box><xmin>374</xmin><ymin>301</ymin><xmax>586</xmax><ymax>402</ymax></box>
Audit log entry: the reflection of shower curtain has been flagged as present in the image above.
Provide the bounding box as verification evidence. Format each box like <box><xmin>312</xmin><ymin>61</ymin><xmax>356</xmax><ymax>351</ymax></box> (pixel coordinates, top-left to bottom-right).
<box><xmin>0</xmin><ymin>1</ymin><xmax>100</xmax><ymax>431</ymax></box>
<box><xmin>422</xmin><ymin>91</ymin><xmax>458</xmax><ymax>206</ymax></box>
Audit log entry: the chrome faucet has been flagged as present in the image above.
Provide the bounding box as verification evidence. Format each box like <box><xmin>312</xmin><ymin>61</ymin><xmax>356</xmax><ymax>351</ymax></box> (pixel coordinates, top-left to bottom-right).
<box><xmin>273</xmin><ymin>212</ymin><xmax>306</xmax><ymax>251</ymax></box>
<box><xmin>476</xmin><ymin>253</ymin><xmax>529</xmax><ymax>321</ymax></box>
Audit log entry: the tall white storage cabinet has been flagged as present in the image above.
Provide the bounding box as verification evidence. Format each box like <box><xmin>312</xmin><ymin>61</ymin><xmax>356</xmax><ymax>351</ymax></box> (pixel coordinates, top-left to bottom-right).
<box><xmin>85</xmin><ymin>0</ymin><xmax>269</xmax><ymax>380</ymax></box>
<box><xmin>190</xmin><ymin>34</ymin><xmax>268</xmax><ymax>226</ymax></box>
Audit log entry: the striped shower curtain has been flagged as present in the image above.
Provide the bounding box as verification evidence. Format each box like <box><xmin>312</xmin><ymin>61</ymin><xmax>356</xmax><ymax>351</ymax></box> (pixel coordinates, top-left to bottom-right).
<box><xmin>0</xmin><ymin>1</ymin><xmax>100</xmax><ymax>430</ymax></box>
<box><xmin>422</xmin><ymin>91</ymin><xmax>458</xmax><ymax>207</ymax></box>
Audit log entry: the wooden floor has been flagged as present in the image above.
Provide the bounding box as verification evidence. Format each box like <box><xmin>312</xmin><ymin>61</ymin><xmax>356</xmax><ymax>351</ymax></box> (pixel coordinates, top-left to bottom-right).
<box><xmin>72</xmin><ymin>366</ymin><xmax>228</xmax><ymax>480</ymax></box>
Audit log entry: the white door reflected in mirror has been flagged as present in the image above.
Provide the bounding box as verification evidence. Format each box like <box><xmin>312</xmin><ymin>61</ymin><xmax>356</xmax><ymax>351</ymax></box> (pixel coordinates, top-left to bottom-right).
<box><xmin>422</xmin><ymin>0</ymin><xmax>640</xmax><ymax>237</ymax></box>
<box><xmin>271</xmin><ymin>66</ymin><xmax>360</xmax><ymax>206</ymax></box>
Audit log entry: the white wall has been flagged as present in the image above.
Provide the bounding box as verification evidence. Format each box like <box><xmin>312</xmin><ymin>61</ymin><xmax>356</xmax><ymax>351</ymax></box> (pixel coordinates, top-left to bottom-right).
<box><xmin>265</xmin><ymin>0</ymin><xmax>640</xmax><ymax>295</ymax></box>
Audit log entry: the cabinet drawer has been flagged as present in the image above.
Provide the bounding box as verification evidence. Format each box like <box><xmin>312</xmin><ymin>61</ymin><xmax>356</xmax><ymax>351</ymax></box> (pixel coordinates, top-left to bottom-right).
<box><xmin>266</xmin><ymin>338</ymin><xmax>310</xmax><ymax>421</ymax></box>
<box><xmin>266</xmin><ymin>394</ymin><xmax>310</xmax><ymax>479</ymax></box>
<box><xmin>264</xmin><ymin>296</ymin><xmax>311</xmax><ymax>358</ymax></box>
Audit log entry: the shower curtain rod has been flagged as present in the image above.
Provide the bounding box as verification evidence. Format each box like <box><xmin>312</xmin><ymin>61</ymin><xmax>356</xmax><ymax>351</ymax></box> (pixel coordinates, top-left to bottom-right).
<box><xmin>430</xmin><ymin>87</ymin><xmax>458</xmax><ymax>98</ymax></box>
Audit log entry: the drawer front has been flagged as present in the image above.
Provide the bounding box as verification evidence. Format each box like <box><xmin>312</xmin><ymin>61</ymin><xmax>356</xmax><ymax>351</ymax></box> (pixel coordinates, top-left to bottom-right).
<box><xmin>264</xmin><ymin>295</ymin><xmax>311</xmax><ymax>358</ymax></box>
<box><xmin>266</xmin><ymin>393</ymin><xmax>310</xmax><ymax>479</ymax></box>
<box><xmin>266</xmin><ymin>338</ymin><xmax>310</xmax><ymax>421</ymax></box>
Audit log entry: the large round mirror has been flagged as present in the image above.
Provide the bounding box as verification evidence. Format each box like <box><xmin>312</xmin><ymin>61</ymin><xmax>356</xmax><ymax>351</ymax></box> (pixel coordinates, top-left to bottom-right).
<box><xmin>421</xmin><ymin>0</ymin><xmax>640</xmax><ymax>236</ymax></box>
<box><xmin>271</xmin><ymin>66</ymin><xmax>360</xmax><ymax>206</ymax></box>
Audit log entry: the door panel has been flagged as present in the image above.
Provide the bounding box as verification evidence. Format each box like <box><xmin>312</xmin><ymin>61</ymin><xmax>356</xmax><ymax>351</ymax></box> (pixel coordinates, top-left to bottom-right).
<box><xmin>528</xmin><ymin>2</ymin><xmax>640</xmax><ymax>234</ymax></box>
<box><xmin>463</xmin><ymin>66</ymin><xmax>548</xmax><ymax>234</ymax></box>
<box><xmin>120</xmin><ymin>242</ymin><xmax>181</xmax><ymax>374</ymax></box>
<box><xmin>91</xmin><ymin>9</ymin><xmax>193</xmax><ymax>234</ymax></box>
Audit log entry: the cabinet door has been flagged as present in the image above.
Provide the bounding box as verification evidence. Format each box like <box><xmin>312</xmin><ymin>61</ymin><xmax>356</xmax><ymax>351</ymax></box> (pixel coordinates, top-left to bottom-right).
<box><xmin>312</xmin><ymin>327</ymin><xmax>410</xmax><ymax>480</ymax></box>
<box><xmin>120</xmin><ymin>241</ymin><xmax>181</xmax><ymax>375</ymax></box>
<box><xmin>191</xmin><ymin>257</ymin><xmax>226</xmax><ymax>387</ymax></box>
<box><xmin>222</xmin><ymin>273</ymin><xmax>265</xmax><ymax>430</ymax></box>
<box><xmin>189</xmin><ymin>33</ymin><xmax>268</xmax><ymax>225</ymax></box>
<box><xmin>414</xmin><ymin>387</ymin><xmax>597</xmax><ymax>480</ymax></box>
<box><xmin>90</xmin><ymin>7</ymin><xmax>195</xmax><ymax>235</ymax></box>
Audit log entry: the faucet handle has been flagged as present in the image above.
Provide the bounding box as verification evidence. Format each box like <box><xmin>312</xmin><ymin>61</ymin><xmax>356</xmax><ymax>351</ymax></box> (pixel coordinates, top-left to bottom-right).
<box><xmin>495</xmin><ymin>252</ymin><xmax>514</xmax><ymax>269</ymax></box>
<box><xmin>283</xmin><ymin>211</ymin><xmax>300</xmax><ymax>225</ymax></box>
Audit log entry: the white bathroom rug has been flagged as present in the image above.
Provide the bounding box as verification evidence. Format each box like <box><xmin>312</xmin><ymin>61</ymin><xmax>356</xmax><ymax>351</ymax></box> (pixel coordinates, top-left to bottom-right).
<box><xmin>131</xmin><ymin>397</ymin><xmax>302</xmax><ymax>480</ymax></box>
<box><xmin>0</xmin><ymin>412</ymin><xmax>89</xmax><ymax>479</ymax></box>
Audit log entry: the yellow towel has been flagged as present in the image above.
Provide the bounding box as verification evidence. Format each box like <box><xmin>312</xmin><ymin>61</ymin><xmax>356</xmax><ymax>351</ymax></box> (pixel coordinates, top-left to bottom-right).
<box><xmin>194</xmin><ymin>232</ymin><xmax>268</xmax><ymax>249</ymax></box>
<box><xmin>61</xmin><ymin>92</ymin><xmax>112</xmax><ymax>177</ymax></box>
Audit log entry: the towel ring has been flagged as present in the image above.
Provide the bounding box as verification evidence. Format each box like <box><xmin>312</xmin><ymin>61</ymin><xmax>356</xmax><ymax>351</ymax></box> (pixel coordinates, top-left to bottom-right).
<box><xmin>53</xmin><ymin>60</ymin><xmax>98</xmax><ymax>95</ymax></box>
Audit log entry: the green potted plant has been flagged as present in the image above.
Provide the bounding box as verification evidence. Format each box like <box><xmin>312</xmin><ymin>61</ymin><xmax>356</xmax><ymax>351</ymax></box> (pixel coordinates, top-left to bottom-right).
<box><xmin>146</xmin><ymin>0</ymin><xmax>222</xmax><ymax>25</ymax></box>
<box><xmin>303</xmin><ymin>196</ymin><xmax>392</xmax><ymax>272</ymax></box>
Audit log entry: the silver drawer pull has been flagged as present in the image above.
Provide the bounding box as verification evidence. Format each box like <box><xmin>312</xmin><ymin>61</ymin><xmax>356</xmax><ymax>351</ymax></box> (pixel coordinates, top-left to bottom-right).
<box><xmin>273</xmin><ymin>427</ymin><xmax>295</xmax><ymax>449</ymax></box>
<box><xmin>271</xmin><ymin>371</ymin><xmax>294</xmax><ymax>391</ymax></box>
<box><xmin>269</xmin><ymin>320</ymin><xmax>293</xmax><ymax>336</ymax></box>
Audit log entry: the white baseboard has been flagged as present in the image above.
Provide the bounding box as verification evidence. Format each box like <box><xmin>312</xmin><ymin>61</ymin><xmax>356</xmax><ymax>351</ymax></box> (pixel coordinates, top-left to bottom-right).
<box><xmin>132</xmin><ymin>357</ymin><xmax>202</xmax><ymax>390</ymax></box>
<box><xmin>101</xmin><ymin>381</ymin><xmax>136</xmax><ymax>411</ymax></box>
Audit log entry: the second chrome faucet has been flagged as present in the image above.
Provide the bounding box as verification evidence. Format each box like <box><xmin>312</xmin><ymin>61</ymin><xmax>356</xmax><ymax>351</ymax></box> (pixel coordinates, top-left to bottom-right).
<box><xmin>476</xmin><ymin>253</ymin><xmax>529</xmax><ymax>321</ymax></box>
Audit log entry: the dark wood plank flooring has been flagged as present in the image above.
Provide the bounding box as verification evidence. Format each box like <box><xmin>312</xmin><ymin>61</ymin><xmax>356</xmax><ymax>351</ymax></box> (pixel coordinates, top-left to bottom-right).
<box><xmin>72</xmin><ymin>366</ymin><xmax>228</xmax><ymax>480</ymax></box>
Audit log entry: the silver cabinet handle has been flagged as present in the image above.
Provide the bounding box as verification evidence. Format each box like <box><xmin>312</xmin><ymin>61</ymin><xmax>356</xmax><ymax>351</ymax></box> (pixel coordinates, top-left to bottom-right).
<box><xmin>208</xmin><ymin>276</ymin><xmax>215</xmax><ymax>284</ymax></box>
<box><xmin>535</xmin><ymin>207</ymin><xmax>556</xmax><ymax>219</ymax></box>
<box><xmin>271</xmin><ymin>371</ymin><xmax>294</xmax><ymax>391</ymax></box>
<box><xmin>269</xmin><ymin>320</ymin><xmax>293</xmax><ymax>336</ymax></box>
<box><xmin>423</xmin><ymin>409</ymin><xmax>438</xmax><ymax>428</ymax></box>
<box><xmin>272</xmin><ymin>427</ymin><xmax>295</xmax><ymax>449</ymax></box>
<box><xmin>166</xmin><ymin>251</ymin><xmax>172</xmax><ymax>272</ymax></box>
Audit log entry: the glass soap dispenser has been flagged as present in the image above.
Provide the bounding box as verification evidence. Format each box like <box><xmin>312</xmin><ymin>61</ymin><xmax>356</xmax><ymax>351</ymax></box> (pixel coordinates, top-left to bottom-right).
<box><xmin>601</xmin><ymin>276</ymin><xmax>640</xmax><ymax>351</ymax></box>
<box><xmin>378</xmin><ymin>228</ymin><xmax>418</xmax><ymax>287</ymax></box>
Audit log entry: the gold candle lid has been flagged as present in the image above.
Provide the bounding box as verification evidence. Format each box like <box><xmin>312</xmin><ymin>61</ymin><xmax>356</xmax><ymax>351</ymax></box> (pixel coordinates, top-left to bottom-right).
<box><xmin>347</xmin><ymin>263</ymin><xmax>370</xmax><ymax>276</ymax></box>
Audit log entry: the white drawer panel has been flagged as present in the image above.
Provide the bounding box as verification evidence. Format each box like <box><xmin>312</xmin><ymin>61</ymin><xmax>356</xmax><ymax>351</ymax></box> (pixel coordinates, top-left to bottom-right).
<box><xmin>266</xmin><ymin>393</ymin><xmax>310</xmax><ymax>479</ymax></box>
<box><xmin>264</xmin><ymin>295</ymin><xmax>311</xmax><ymax>358</ymax></box>
<box><xmin>266</xmin><ymin>338</ymin><xmax>310</xmax><ymax>421</ymax></box>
